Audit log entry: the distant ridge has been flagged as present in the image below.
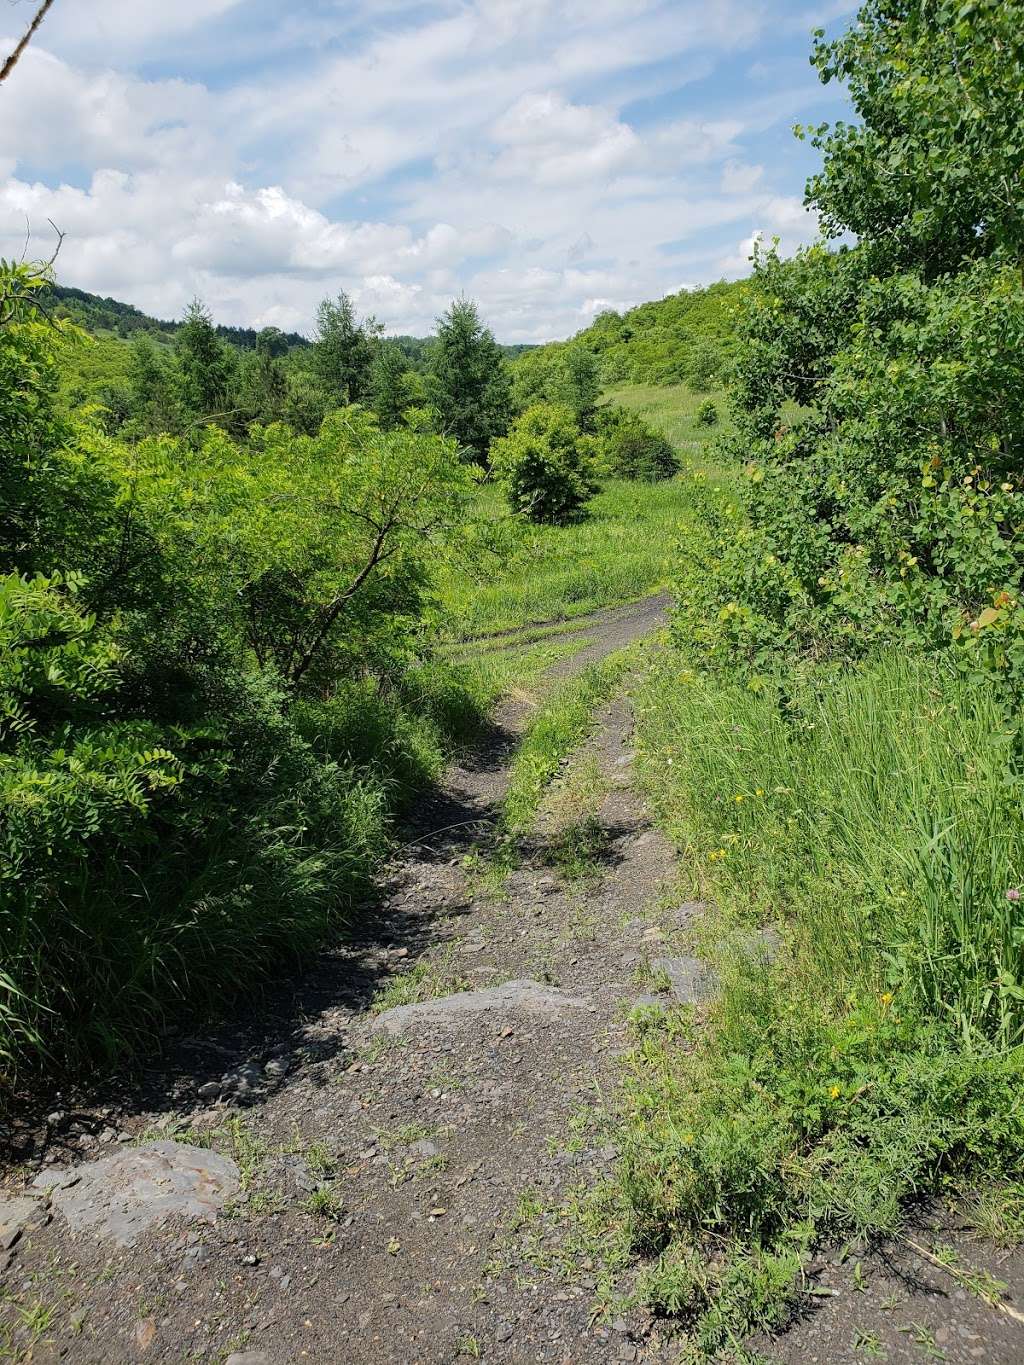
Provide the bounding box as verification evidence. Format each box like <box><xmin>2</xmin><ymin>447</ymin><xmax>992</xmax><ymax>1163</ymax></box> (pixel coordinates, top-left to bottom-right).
<box><xmin>41</xmin><ymin>283</ymin><xmax>537</xmax><ymax>359</ymax></box>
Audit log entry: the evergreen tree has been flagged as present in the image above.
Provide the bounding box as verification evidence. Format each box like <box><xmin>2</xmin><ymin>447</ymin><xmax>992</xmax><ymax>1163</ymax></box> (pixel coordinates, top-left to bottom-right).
<box><xmin>311</xmin><ymin>292</ymin><xmax>376</xmax><ymax>404</ymax></box>
<box><xmin>173</xmin><ymin>298</ymin><xmax>236</xmax><ymax>426</ymax></box>
<box><xmin>124</xmin><ymin>334</ymin><xmax>170</xmax><ymax>434</ymax></box>
<box><xmin>255</xmin><ymin>325</ymin><xmax>288</xmax><ymax>359</ymax></box>
<box><xmin>370</xmin><ymin>340</ymin><xmax>411</xmax><ymax>430</ymax></box>
<box><xmin>240</xmin><ymin>347</ymin><xmax>288</xmax><ymax>426</ymax></box>
<box><xmin>428</xmin><ymin>298</ymin><xmax>512</xmax><ymax>459</ymax></box>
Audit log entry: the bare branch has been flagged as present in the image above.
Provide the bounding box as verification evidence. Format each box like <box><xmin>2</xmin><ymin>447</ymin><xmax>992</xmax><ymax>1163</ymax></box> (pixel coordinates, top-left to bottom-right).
<box><xmin>0</xmin><ymin>0</ymin><xmax>57</xmax><ymax>85</ymax></box>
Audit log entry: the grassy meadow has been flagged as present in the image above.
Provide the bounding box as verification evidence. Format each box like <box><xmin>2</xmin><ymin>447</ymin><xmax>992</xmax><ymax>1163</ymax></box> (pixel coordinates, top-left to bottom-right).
<box><xmin>436</xmin><ymin>384</ymin><xmax>720</xmax><ymax>642</ymax></box>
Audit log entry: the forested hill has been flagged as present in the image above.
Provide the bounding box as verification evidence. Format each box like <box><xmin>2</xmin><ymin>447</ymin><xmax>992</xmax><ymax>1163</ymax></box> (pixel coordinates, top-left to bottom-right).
<box><xmin>42</xmin><ymin>283</ymin><xmax>536</xmax><ymax>360</ymax></box>
<box><xmin>514</xmin><ymin>277</ymin><xmax>747</xmax><ymax>395</ymax></box>
<box><xmin>40</xmin><ymin>282</ymin><xmax>311</xmax><ymax>351</ymax></box>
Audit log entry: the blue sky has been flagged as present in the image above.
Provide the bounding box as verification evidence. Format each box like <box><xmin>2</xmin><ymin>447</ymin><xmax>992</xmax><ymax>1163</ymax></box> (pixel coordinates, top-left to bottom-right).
<box><xmin>0</xmin><ymin>0</ymin><xmax>857</xmax><ymax>341</ymax></box>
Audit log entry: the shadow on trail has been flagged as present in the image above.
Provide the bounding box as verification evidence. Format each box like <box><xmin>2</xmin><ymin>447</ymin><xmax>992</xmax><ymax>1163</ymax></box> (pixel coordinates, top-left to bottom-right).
<box><xmin>3</xmin><ymin>591</ymin><xmax>670</xmax><ymax>1164</ymax></box>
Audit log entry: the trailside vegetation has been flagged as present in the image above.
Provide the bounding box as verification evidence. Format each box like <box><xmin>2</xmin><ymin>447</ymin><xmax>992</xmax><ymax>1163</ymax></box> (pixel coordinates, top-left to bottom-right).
<box><xmin>586</xmin><ymin>1</ymin><xmax>1024</xmax><ymax>1354</ymax></box>
<box><xmin>0</xmin><ymin>254</ymin><xmax>489</xmax><ymax>1086</ymax></box>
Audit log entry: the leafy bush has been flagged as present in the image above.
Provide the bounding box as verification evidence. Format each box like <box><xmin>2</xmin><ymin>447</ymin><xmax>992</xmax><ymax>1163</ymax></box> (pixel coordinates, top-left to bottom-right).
<box><xmin>694</xmin><ymin>398</ymin><xmax>718</xmax><ymax>427</ymax></box>
<box><xmin>597</xmin><ymin>406</ymin><xmax>678</xmax><ymax>482</ymax></box>
<box><xmin>0</xmin><ymin>258</ymin><xmax>484</xmax><ymax>1086</ymax></box>
<box><xmin>491</xmin><ymin>403</ymin><xmax>599</xmax><ymax>524</ymax></box>
<box><xmin>686</xmin><ymin>341</ymin><xmax>721</xmax><ymax>392</ymax></box>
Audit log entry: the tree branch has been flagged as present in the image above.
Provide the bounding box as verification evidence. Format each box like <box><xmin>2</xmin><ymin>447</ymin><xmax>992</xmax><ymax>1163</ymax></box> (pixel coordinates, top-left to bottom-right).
<box><xmin>1</xmin><ymin>0</ymin><xmax>57</xmax><ymax>85</ymax></box>
<box><xmin>288</xmin><ymin>524</ymin><xmax>397</xmax><ymax>686</ymax></box>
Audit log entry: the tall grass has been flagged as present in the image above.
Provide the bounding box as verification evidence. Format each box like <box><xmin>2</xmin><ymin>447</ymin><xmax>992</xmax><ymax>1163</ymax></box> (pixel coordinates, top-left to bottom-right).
<box><xmin>636</xmin><ymin>652</ymin><xmax>1024</xmax><ymax>1045</ymax></box>
<box><xmin>435</xmin><ymin>479</ymin><xmax>688</xmax><ymax>639</ymax></box>
<box><xmin>581</xmin><ymin>649</ymin><xmax>1024</xmax><ymax>1353</ymax></box>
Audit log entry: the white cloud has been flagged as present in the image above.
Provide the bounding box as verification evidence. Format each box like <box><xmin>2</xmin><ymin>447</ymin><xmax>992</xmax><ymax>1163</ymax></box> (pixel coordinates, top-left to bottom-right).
<box><xmin>0</xmin><ymin>0</ymin><xmax>837</xmax><ymax>341</ymax></box>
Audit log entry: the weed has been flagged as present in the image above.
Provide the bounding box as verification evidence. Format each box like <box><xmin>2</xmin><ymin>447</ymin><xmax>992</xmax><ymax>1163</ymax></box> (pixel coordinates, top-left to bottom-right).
<box><xmin>371</xmin><ymin>953</ymin><xmax>469</xmax><ymax>1015</ymax></box>
<box><xmin>853</xmin><ymin>1331</ymin><xmax>885</xmax><ymax>1358</ymax></box>
<box><xmin>303</xmin><ymin>1187</ymin><xmax>345</xmax><ymax>1222</ymax></box>
<box><xmin>966</xmin><ymin>1181</ymin><xmax>1024</xmax><ymax>1248</ymax></box>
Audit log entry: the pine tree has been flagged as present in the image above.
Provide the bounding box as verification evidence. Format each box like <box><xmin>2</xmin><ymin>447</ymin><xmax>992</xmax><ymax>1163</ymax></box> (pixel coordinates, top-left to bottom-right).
<box><xmin>311</xmin><ymin>292</ymin><xmax>376</xmax><ymax>404</ymax></box>
<box><xmin>173</xmin><ymin>298</ymin><xmax>236</xmax><ymax>426</ymax></box>
<box><xmin>370</xmin><ymin>340</ymin><xmax>410</xmax><ymax>430</ymax></box>
<box><xmin>428</xmin><ymin>298</ymin><xmax>511</xmax><ymax>459</ymax></box>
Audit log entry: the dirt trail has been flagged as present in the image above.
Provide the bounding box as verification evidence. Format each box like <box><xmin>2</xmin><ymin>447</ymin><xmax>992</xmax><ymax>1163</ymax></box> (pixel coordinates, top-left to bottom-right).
<box><xmin>0</xmin><ymin>595</ymin><xmax>689</xmax><ymax>1363</ymax></box>
<box><xmin>4</xmin><ymin>591</ymin><xmax>1024</xmax><ymax>1364</ymax></box>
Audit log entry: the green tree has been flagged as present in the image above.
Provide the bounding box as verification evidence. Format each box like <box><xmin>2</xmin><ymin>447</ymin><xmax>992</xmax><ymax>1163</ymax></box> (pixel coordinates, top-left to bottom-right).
<box><xmin>687</xmin><ymin>341</ymin><xmax>721</xmax><ymax>392</ymax></box>
<box><xmin>173</xmin><ymin>298</ymin><xmax>237</xmax><ymax>427</ymax></box>
<box><xmin>558</xmin><ymin>346</ymin><xmax>600</xmax><ymax>431</ymax></box>
<box><xmin>491</xmin><ymin>403</ymin><xmax>599</xmax><ymax>524</ymax></box>
<box><xmin>126</xmin><ymin>334</ymin><xmax>177</xmax><ymax>435</ymax></box>
<box><xmin>311</xmin><ymin>292</ymin><xmax>376</xmax><ymax>404</ymax></box>
<box><xmin>802</xmin><ymin>0</ymin><xmax>1024</xmax><ymax>275</ymax></box>
<box><xmin>239</xmin><ymin>346</ymin><xmax>288</xmax><ymax>427</ymax></box>
<box><xmin>255</xmin><ymin>325</ymin><xmax>288</xmax><ymax>358</ymax></box>
<box><xmin>429</xmin><ymin>298</ymin><xmax>512</xmax><ymax>458</ymax></box>
<box><xmin>370</xmin><ymin>340</ymin><xmax>411</xmax><ymax>430</ymax></box>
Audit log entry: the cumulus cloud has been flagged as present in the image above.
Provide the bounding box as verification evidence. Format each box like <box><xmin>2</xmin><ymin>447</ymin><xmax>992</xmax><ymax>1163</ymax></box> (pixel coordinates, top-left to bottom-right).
<box><xmin>0</xmin><ymin>0</ymin><xmax>842</xmax><ymax>340</ymax></box>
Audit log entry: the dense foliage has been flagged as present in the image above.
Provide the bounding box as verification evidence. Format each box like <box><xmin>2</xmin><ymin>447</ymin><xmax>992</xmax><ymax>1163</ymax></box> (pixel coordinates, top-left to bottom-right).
<box><xmin>596</xmin><ymin>406</ymin><xmax>679</xmax><ymax>482</ymax></box>
<box><xmin>0</xmin><ymin>257</ymin><xmax>483</xmax><ymax>1086</ymax></box>
<box><xmin>513</xmin><ymin>279</ymin><xmax>745</xmax><ymax>398</ymax></box>
<box><xmin>688</xmin><ymin>3</ymin><xmax>1024</xmax><ymax>712</ymax></box>
<box><xmin>491</xmin><ymin>403</ymin><xmax>599</xmax><ymax>524</ymax></box>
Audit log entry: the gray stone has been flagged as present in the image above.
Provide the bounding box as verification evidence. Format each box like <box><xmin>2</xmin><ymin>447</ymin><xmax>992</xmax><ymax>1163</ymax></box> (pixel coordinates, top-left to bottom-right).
<box><xmin>652</xmin><ymin>956</ymin><xmax>718</xmax><ymax>1004</ymax></box>
<box><xmin>371</xmin><ymin>979</ymin><xmax>590</xmax><ymax>1035</ymax></box>
<box><xmin>406</xmin><ymin>1139</ymin><xmax>439</xmax><ymax>1160</ymax></box>
<box><xmin>0</xmin><ymin>1196</ymin><xmax>46</xmax><ymax>1250</ymax></box>
<box><xmin>47</xmin><ymin>1140</ymin><xmax>240</xmax><ymax>1246</ymax></box>
<box><xmin>225</xmin><ymin>1355</ymin><xmax>272</xmax><ymax>1365</ymax></box>
<box><xmin>197</xmin><ymin>1082</ymin><xmax>222</xmax><ymax>1102</ymax></box>
<box><xmin>31</xmin><ymin>1169</ymin><xmax>80</xmax><ymax>1194</ymax></box>
<box><xmin>262</xmin><ymin>1056</ymin><xmax>290</xmax><ymax>1081</ymax></box>
<box><xmin>222</xmin><ymin>1061</ymin><xmax>264</xmax><ymax>1097</ymax></box>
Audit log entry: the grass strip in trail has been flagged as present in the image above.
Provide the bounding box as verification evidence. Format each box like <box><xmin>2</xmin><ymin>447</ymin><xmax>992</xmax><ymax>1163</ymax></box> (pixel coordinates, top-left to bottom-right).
<box><xmin>502</xmin><ymin>647</ymin><xmax>637</xmax><ymax>835</ymax></box>
<box><xmin>575</xmin><ymin>649</ymin><xmax>1024</xmax><ymax>1358</ymax></box>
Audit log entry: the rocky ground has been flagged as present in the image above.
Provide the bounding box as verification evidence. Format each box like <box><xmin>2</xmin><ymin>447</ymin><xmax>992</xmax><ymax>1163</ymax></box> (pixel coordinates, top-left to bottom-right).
<box><xmin>2</xmin><ymin>594</ymin><xmax>1023</xmax><ymax>1364</ymax></box>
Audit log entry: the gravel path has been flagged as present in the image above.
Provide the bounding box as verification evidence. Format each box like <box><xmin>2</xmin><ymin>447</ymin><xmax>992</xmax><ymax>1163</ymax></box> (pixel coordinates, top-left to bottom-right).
<box><xmin>3</xmin><ymin>590</ymin><xmax>1023</xmax><ymax>1364</ymax></box>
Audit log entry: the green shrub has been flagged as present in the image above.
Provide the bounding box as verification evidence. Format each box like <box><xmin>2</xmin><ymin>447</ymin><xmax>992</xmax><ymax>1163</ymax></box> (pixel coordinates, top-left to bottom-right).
<box><xmin>686</xmin><ymin>341</ymin><xmax>721</xmax><ymax>392</ymax></box>
<box><xmin>491</xmin><ymin>403</ymin><xmax>599</xmax><ymax>524</ymax></box>
<box><xmin>0</xmin><ymin>259</ymin><xmax>483</xmax><ymax>1087</ymax></box>
<box><xmin>596</xmin><ymin>406</ymin><xmax>679</xmax><ymax>482</ymax></box>
<box><xmin>695</xmin><ymin>398</ymin><xmax>718</xmax><ymax>427</ymax></box>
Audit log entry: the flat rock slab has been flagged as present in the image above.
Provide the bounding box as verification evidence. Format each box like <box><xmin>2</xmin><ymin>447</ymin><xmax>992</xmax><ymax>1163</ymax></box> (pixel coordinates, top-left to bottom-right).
<box><xmin>372</xmin><ymin>978</ymin><xmax>591</xmax><ymax>1035</ymax></box>
<box><xmin>0</xmin><ymin>1195</ymin><xmax>47</xmax><ymax>1250</ymax></box>
<box><xmin>652</xmin><ymin>956</ymin><xmax>718</xmax><ymax>1004</ymax></box>
<box><xmin>40</xmin><ymin>1140</ymin><xmax>240</xmax><ymax>1247</ymax></box>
